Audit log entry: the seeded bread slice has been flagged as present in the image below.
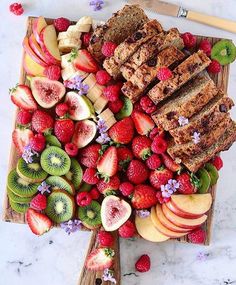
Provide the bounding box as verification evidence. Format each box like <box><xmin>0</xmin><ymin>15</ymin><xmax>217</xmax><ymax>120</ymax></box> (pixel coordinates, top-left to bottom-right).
<box><xmin>152</xmin><ymin>73</ymin><xmax>218</xmax><ymax>131</ymax></box>
<box><xmin>148</xmin><ymin>50</ymin><xmax>211</xmax><ymax>105</ymax></box>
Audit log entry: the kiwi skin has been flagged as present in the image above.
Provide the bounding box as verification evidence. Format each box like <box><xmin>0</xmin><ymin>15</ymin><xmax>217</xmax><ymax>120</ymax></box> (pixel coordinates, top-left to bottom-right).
<box><xmin>7</xmin><ymin>188</ymin><xmax>33</xmax><ymax>204</ymax></box>
<box><xmin>45</xmin><ymin>135</ymin><xmax>62</xmax><ymax>148</ymax></box>
<box><xmin>78</xmin><ymin>201</ymin><xmax>102</xmax><ymax>229</ymax></box>
<box><xmin>65</xmin><ymin>158</ymin><xmax>83</xmax><ymax>189</ymax></box>
<box><xmin>45</xmin><ymin>176</ymin><xmax>75</xmax><ymax>196</ymax></box>
<box><xmin>9</xmin><ymin>198</ymin><xmax>29</xmax><ymax>214</ymax></box>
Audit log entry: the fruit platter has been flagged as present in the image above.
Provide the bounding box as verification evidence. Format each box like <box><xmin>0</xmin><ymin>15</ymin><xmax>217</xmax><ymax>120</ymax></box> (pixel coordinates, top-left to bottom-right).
<box><xmin>3</xmin><ymin>4</ymin><xmax>236</xmax><ymax>285</ymax></box>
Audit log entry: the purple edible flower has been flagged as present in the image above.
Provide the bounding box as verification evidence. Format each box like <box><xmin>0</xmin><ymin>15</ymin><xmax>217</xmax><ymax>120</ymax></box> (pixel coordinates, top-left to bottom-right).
<box><xmin>192</xmin><ymin>131</ymin><xmax>201</xmax><ymax>144</ymax></box>
<box><xmin>64</xmin><ymin>75</ymin><xmax>83</xmax><ymax>90</ymax></box>
<box><xmin>102</xmin><ymin>269</ymin><xmax>116</xmax><ymax>284</ymax></box>
<box><xmin>78</xmin><ymin>81</ymin><xmax>89</xmax><ymax>95</ymax></box>
<box><xmin>178</xmin><ymin>116</ymin><xmax>189</xmax><ymax>127</ymax></box>
<box><xmin>96</xmin><ymin>132</ymin><xmax>111</xmax><ymax>144</ymax></box>
<box><xmin>22</xmin><ymin>145</ymin><xmax>39</xmax><ymax>164</ymax></box>
<box><xmin>97</xmin><ymin>118</ymin><xmax>108</xmax><ymax>133</ymax></box>
<box><xmin>161</xmin><ymin>179</ymin><xmax>179</xmax><ymax>198</ymax></box>
<box><xmin>197</xmin><ymin>251</ymin><xmax>209</xmax><ymax>261</ymax></box>
<box><xmin>136</xmin><ymin>210</ymin><xmax>150</xmax><ymax>218</ymax></box>
<box><xmin>89</xmin><ymin>0</ymin><xmax>104</xmax><ymax>11</ymax></box>
<box><xmin>60</xmin><ymin>219</ymin><xmax>82</xmax><ymax>235</ymax></box>
<box><xmin>37</xmin><ymin>181</ymin><xmax>51</xmax><ymax>195</ymax></box>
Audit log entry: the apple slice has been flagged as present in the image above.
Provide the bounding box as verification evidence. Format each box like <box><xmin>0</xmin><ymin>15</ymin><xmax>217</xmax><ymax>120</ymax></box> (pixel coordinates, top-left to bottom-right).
<box><xmin>150</xmin><ymin>207</ymin><xmax>189</xmax><ymax>238</ymax></box>
<box><xmin>135</xmin><ymin>214</ymin><xmax>169</xmax><ymax>243</ymax></box>
<box><xmin>162</xmin><ymin>204</ymin><xmax>208</xmax><ymax>229</ymax></box>
<box><xmin>155</xmin><ymin>204</ymin><xmax>190</xmax><ymax>233</ymax></box>
<box><xmin>23</xmin><ymin>53</ymin><xmax>46</xmax><ymax>77</ymax></box>
<box><xmin>33</xmin><ymin>16</ymin><xmax>47</xmax><ymax>44</ymax></box>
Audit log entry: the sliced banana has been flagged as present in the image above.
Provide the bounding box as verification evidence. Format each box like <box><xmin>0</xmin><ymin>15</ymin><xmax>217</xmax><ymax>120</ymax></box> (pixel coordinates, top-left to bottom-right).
<box><xmin>59</xmin><ymin>38</ymin><xmax>82</xmax><ymax>53</ymax></box>
<box><xmin>61</xmin><ymin>66</ymin><xmax>88</xmax><ymax>81</ymax></box>
<box><xmin>105</xmin><ymin>116</ymin><xmax>117</xmax><ymax>130</ymax></box>
<box><xmin>98</xmin><ymin>108</ymin><xmax>114</xmax><ymax>122</ymax></box>
<box><xmin>83</xmin><ymin>74</ymin><xmax>97</xmax><ymax>91</ymax></box>
<box><xmin>94</xmin><ymin>95</ymin><xmax>108</xmax><ymax>114</ymax></box>
<box><xmin>77</xmin><ymin>16</ymin><xmax>93</xmax><ymax>26</ymax></box>
<box><xmin>86</xmin><ymin>83</ymin><xmax>104</xmax><ymax>103</ymax></box>
<box><xmin>76</xmin><ymin>24</ymin><xmax>91</xmax><ymax>33</ymax></box>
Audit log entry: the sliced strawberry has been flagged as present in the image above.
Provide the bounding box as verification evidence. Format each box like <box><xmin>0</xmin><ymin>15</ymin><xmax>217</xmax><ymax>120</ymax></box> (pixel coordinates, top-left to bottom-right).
<box><xmin>161</xmin><ymin>153</ymin><xmax>181</xmax><ymax>172</ymax></box>
<box><xmin>73</xmin><ymin>49</ymin><xmax>99</xmax><ymax>73</ymax></box>
<box><xmin>132</xmin><ymin>111</ymin><xmax>155</xmax><ymax>135</ymax></box>
<box><xmin>97</xmin><ymin>146</ymin><xmax>118</xmax><ymax>178</ymax></box>
<box><xmin>86</xmin><ymin>248</ymin><xmax>114</xmax><ymax>271</ymax></box>
<box><xmin>12</xmin><ymin>128</ymin><xmax>34</xmax><ymax>154</ymax></box>
<box><xmin>26</xmin><ymin>208</ymin><xmax>52</xmax><ymax>236</ymax></box>
<box><xmin>10</xmin><ymin>84</ymin><xmax>37</xmax><ymax>111</ymax></box>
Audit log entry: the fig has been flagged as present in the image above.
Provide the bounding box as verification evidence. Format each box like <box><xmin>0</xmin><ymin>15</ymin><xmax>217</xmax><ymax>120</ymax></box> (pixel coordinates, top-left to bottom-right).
<box><xmin>31</xmin><ymin>77</ymin><xmax>65</xmax><ymax>108</ymax></box>
<box><xmin>101</xmin><ymin>195</ymin><xmax>132</xmax><ymax>231</ymax></box>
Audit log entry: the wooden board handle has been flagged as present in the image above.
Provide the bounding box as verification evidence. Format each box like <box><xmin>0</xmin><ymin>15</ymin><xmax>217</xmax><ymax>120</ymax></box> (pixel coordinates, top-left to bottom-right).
<box><xmin>187</xmin><ymin>11</ymin><xmax>236</xmax><ymax>33</ymax></box>
<box><xmin>78</xmin><ymin>230</ymin><xmax>121</xmax><ymax>285</ymax></box>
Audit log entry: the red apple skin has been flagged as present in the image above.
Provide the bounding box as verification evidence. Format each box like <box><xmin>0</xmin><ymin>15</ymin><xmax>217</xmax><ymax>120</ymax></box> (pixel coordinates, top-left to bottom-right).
<box><xmin>29</xmin><ymin>34</ymin><xmax>52</xmax><ymax>65</ymax></box>
<box><xmin>33</xmin><ymin>16</ymin><xmax>47</xmax><ymax>45</ymax></box>
<box><xmin>166</xmin><ymin>201</ymin><xmax>204</xmax><ymax>219</ymax></box>
<box><xmin>23</xmin><ymin>53</ymin><xmax>46</xmax><ymax>77</ymax></box>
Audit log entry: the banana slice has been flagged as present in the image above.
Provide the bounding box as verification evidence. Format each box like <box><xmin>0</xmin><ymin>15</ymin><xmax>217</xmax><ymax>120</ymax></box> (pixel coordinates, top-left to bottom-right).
<box><xmin>76</xmin><ymin>24</ymin><xmax>91</xmax><ymax>33</ymax></box>
<box><xmin>61</xmin><ymin>66</ymin><xmax>88</xmax><ymax>81</ymax></box>
<box><xmin>94</xmin><ymin>95</ymin><xmax>108</xmax><ymax>114</ymax></box>
<box><xmin>58</xmin><ymin>31</ymin><xmax>68</xmax><ymax>41</ymax></box>
<box><xmin>61</xmin><ymin>53</ymin><xmax>74</xmax><ymax>68</ymax></box>
<box><xmin>86</xmin><ymin>83</ymin><xmax>104</xmax><ymax>103</ymax></box>
<box><xmin>77</xmin><ymin>16</ymin><xmax>93</xmax><ymax>26</ymax></box>
<box><xmin>59</xmin><ymin>38</ymin><xmax>82</xmax><ymax>53</ymax></box>
<box><xmin>105</xmin><ymin>116</ymin><xmax>117</xmax><ymax>130</ymax></box>
<box><xmin>98</xmin><ymin>108</ymin><xmax>114</xmax><ymax>122</ymax></box>
<box><xmin>83</xmin><ymin>74</ymin><xmax>97</xmax><ymax>90</ymax></box>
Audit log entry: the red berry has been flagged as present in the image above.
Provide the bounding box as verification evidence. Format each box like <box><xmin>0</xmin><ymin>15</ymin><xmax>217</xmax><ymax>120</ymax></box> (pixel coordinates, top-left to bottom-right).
<box><xmin>102</xmin><ymin>41</ymin><xmax>117</xmax><ymax>57</ymax></box>
<box><xmin>133</xmin><ymin>101</ymin><xmax>143</xmax><ymax>112</ymax></box>
<box><xmin>156</xmin><ymin>191</ymin><xmax>170</xmax><ymax>204</ymax></box>
<box><xmin>16</xmin><ymin>110</ymin><xmax>32</xmax><ymax>125</ymax></box>
<box><xmin>90</xmin><ymin>187</ymin><xmax>100</xmax><ymax>200</ymax></box>
<box><xmin>65</xmin><ymin>143</ymin><xmax>78</xmax><ymax>157</ymax></box>
<box><xmin>132</xmin><ymin>136</ymin><xmax>152</xmax><ymax>160</ymax></box>
<box><xmin>146</xmin><ymin>154</ymin><xmax>162</xmax><ymax>170</ymax></box>
<box><xmin>54</xmin><ymin>17</ymin><xmax>70</xmax><ymax>32</ymax></box>
<box><xmin>135</xmin><ymin>255</ymin><xmax>151</xmax><ymax>272</ymax></box>
<box><xmin>103</xmin><ymin>84</ymin><xmax>121</xmax><ymax>102</ymax></box>
<box><xmin>199</xmin><ymin>39</ymin><xmax>212</xmax><ymax>56</ymax></box>
<box><xmin>151</xmin><ymin>136</ymin><xmax>167</xmax><ymax>154</ymax></box>
<box><xmin>140</xmin><ymin>96</ymin><xmax>157</xmax><ymax>114</ymax></box>
<box><xmin>83</xmin><ymin>168</ymin><xmax>100</xmax><ymax>185</ymax></box>
<box><xmin>188</xmin><ymin>228</ymin><xmax>206</xmax><ymax>244</ymax></box>
<box><xmin>149</xmin><ymin>126</ymin><xmax>165</xmax><ymax>140</ymax></box>
<box><xmin>29</xmin><ymin>134</ymin><xmax>46</xmax><ymax>152</ymax></box>
<box><xmin>82</xmin><ymin>33</ymin><xmax>91</xmax><ymax>47</ymax></box>
<box><xmin>127</xmin><ymin>160</ymin><xmax>149</xmax><ymax>184</ymax></box>
<box><xmin>149</xmin><ymin>167</ymin><xmax>173</xmax><ymax>189</ymax></box>
<box><xmin>177</xmin><ymin>172</ymin><xmax>198</xmax><ymax>194</ymax></box>
<box><xmin>97</xmin><ymin>231</ymin><xmax>114</xmax><ymax>247</ymax></box>
<box><xmin>78</xmin><ymin>144</ymin><xmax>101</xmax><ymax>168</ymax></box>
<box><xmin>96</xmin><ymin>70</ymin><xmax>111</xmax><ymax>85</ymax></box>
<box><xmin>30</xmin><ymin>194</ymin><xmax>47</xmax><ymax>211</ymax></box>
<box><xmin>32</xmin><ymin>110</ymin><xmax>54</xmax><ymax>134</ymax></box>
<box><xmin>211</xmin><ymin>156</ymin><xmax>223</xmax><ymax>171</ymax></box>
<box><xmin>157</xmin><ymin>67</ymin><xmax>173</xmax><ymax>81</ymax></box>
<box><xmin>9</xmin><ymin>3</ymin><xmax>24</xmax><ymax>15</ymax></box>
<box><xmin>207</xmin><ymin>60</ymin><xmax>221</xmax><ymax>74</ymax></box>
<box><xmin>97</xmin><ymin>175</ymin><xmax>120</xmax><ymax>195</ymax></box>
<box><xmin>118</xmin><ymin>220</ymin><xmax>136</xmax><ymax>238</ymax></box>
<box><xmin>117</xmin><ymin>146</ymin><xmax>133</xmax><ymax>171</ymax></box>
<box><xmin>55</xmin><ymin>103</ymin><xmax>69</xmax><ymax>117</ymax></box>
<box><xmin>76</xmin><ymin>192</ymin><xmax>92</xmax><ymax>207</ymax></box>
<box><xmin>181</xmin><ymin>32</ymin><xmax>197</xmax><ymax>49</ymax></box>
<box><xmin>119</xmin><ymin>182</ymin><xmax>134</xmax><ymax>197</ymax></box>
<box><xmin>54</xmin><ymin>118</ymin><xmax>74</xmax><ymax>143</ymax></box>
<box><xmin>108</xmin><ymin>99</ymin><xmax>124</xmax><ymax>113</ymax></box>
<box><xmin>44</xmin><ymin>65</ymin><xmax>61</xmax><ymax>81</ymax></box>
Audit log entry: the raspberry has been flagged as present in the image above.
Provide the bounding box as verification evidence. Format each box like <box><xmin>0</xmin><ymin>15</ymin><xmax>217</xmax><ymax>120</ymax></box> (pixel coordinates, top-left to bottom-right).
<box><xmin>102</xmin><ymin>41</ymin><xmax>117</xmax><ymax>57</ymax></box>
<box><xmin>90</xmin><ymin>187</ymin><xmax>100</xmax><ymax>200</ymax></box>
<box><xmin>16</xmin><ymin>110</ymin><xmax>32</xmax><ymax>125</ymax></box>
<box><xmin>76</xmin><ymin>192</ymin><xmax>92</xmax><ymax>207</ymax></box>
<box><xmin>140</xmin><ymin>96</ymin><xmax>157</xmax><ymax>114</ymax></box>
<box><xmin>9</xmin><ymin>3</ymin><xmax>24</xmax><ymax>15</ymax></box>
<box><xmin>207</xmin><ymin>60</ymin><xmax>221</xmax><ymax>74</ymax></box>
<box><xmin>119</xmin><ymin>182</ymin><xmax>134</xmax><ymax>197</ymax></box>
<box><xmin>44</xmin><ymin>65</ymin><xmax>61</xmax><ymax>80</ymax></box>
<box><xmin>55</xmin><ymin>103</ymin><xmax>69</xmax><ymax>117</ymax></box>
<box><xmin>156</xmin><ymin>191</ymin><xmax>170</xmax><ymax>204</ymax></box>
<box><xmin>54</xmin><ymin>17</ymin><xmax>70</xmax><ymax>32</ymax></box>
<box><xmin>108</xmin><ymin>99</ymin><xmax>124</xmax><ymax>113</ymax></box>
<box><xmin>29</xmin><ymin>134</ymin><xmax>46</xmax><ymax>152</ymax></box>
<box><xmin>188</xmin><ymin>228</ymin><xmax>206</xmax><ymax>244</ymax></box>
<box><xmin>30</xmin><ymin>194</ymin><xmax>47</xmax><ymax>211</ymax></box>
<box><xmin>82</xmin><ymin>33</ymin><xmax>91</xmax><ymax>47</ymax></box>
<box><xmin>103</xmin><ymin>84</ymin><xmax>120</xmax><ymax>102</ymax></box>
<box><xmin>135</xmin><ymin>255</ymin><xmax>151</xmax><ymax>273</ymax></box>
<box><xmin>133</xmin><ymin>101</ymin><xmax>143</xmax><ymax>112</ymax></box>
<box><xmin>65</xmin><ymin>143</ymin><xmax>78</xmax><ymax>157</ymax></box>
<box><xmin>151</xmin><ymin>136</ymin><xmax>168</xmax><ymax>154</ymax></box>
<box><xmin>118</xmin><ymin>220</ymin><xmax>136</xmax><ymax>238</ymax></box>
<box><xmin>96</xmin><ymin>70</ymin><xmax>111</xmax><ymax>85</ymax></box>
<box><xmin>199</xmin><ymin>39</ymin><xmax>212</xmax><ymax>56</ymax></box>
<box><xmin>211</xmin><ymin>156</ymin><xmax>223</xmax><ymax>170</ymax></box>
<box><xmin>83</xmin><ymin>168</ymin><xmax>100</xmax><ymax>185</ymax></box>
<box><xmin>181</xmin><ymin>32</ymin><xmax>197</xmax><ymax>49</ymax></box>
<box><xmin>157</xmin><ymin>67</ymin><xmax>173</xmax><ymax>81</ymax></box>
<box><xmin>97</xmin><ymin>231</ymin><xmax>114</xmax><ymax>247</ymax></box>
<box><xmin>146</xmin><ymin>154</ymin><xmax>162</xmax><ymax>170</ymax></box>
<box><xmin>149</xmin><ymin>127</ymin><xmax>165</xmax><ymax>140</ymax></box>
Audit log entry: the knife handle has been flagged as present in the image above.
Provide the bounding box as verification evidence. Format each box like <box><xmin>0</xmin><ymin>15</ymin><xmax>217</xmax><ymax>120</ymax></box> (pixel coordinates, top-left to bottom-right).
<box><xmin>186</xmin><ymin>10</ymin><xmax>236</xmax><ymax>33</ymax></box>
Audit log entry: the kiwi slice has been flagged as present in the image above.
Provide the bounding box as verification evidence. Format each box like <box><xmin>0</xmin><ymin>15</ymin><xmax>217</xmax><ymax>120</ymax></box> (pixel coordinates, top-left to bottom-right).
<box><xmin>45</xmin><ymin>135</ymin><xmax>62</xmax><ymax>148</ymax></box>
<box><xmin>79</xmin><ymin>183</ymin><xmax>92</xmax><ymax>193</ymax></box>
<box><xmin>17</xmin><ymin>158</ymin><xmax>48</xmax><ymax>183</ymax></box>
<box><xmin>9</xmin><ymin>198</ymin><xmax>29</xmax><ymax>214</ymax></box>
<box><xmin>196</xmin><ymin>168</ymin><xmax>211</xmax><ymax>194</ymax></box>
<box><xmin>211</xmin><ymin>40</ymin><xmax>236</xmax><ymax>65</ymax></box>
<box><xmin>40</xmin><ymin>146</ymin><xmax>71</xmax><ymax>176</ymax></box>
<box><xmin>65</xmin><ymin>158</ymin><xmax>83</xmax><ymax>189</ymax></box>
<box><xmin>116</xmin><ymin>96</ymin><xmax>133</xmax><ymax>120</ymax></box>
<box><xmin>78</xmin><ymin>201</ymin><xmax>101</xmax><ymax>229</ymax></box>
<box><xmin>45</xmin><ymin>176</ymin><xmax>75</xmax><ymax>195</ymax></box>
<box><xmin>7</xmin><ymin>187</ymin><xmax>33</xmax><ymax>204</ymax></box>
<box><xmin>7</xmin><ymin>169</ymin><xmax>39</xmax><ymax>198</ymax></box>
<box><xmin>204</xmin><ymin>163</ymin><xmax>219</xmax><ymax>186</ymax></box>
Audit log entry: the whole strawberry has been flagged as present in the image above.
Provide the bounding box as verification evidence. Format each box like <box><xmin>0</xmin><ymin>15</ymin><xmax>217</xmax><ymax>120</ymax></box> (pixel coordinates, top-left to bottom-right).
<box><xmin>161</xmin><ymin>153</ymin><xmax>181</xmax><ymax>172</ymax></box>
<box><xmin>108</xmin><ymin>99</ymin><xmax>124</xmax><ymax>114</ymax></box>
<box><xmin>55</xmin><ymin>103</ymin><xmax>69</xmax><ymax>117</ymax></box>
<box><xmin>97</xmin><ymin>175</ymin><xmax>120</xmax><ymax>195</ymax></box>
<box><xmin>127</xmin><ymin>160</ymin><xmax>149</xmax><ymax>184</ymax></box>
<box><xmin>32</xmin><ymin>110</ymin><xmax>54</xmax><ymax>133</ymax></box>
<box><xmin>146</xmin><ymin>154</ymin><xmax>162</xmax><ymax>170</ymax></box>
<box><xmin>176</xmin><ymin>172</ymin><xmax>199</xmax><ymax>194</ymax></box>
<box><xmin>117</xmin><ymin>146</ymin><xmax>133</xmax><ymax>171</ymax></box>
<box><xmin>149</xmin><ymin>167</ymin><xmax>173</xmax><ymax>189</ymax></box>
<box><xmin>98</xmin><ymin>231</ymin><xmax>114</xmax><ymax>247</ymax></box>
<box><xmin>118</xmin><ymin>220</ymin><xmax>136</xmax><ymax>238</ymax></box>
<box><xmin>29</xmin><ymin>133</ymin><xmax>46</xmax><ymax>152</ymax></box>
<box><xmin>132</xmin><ymin>136</ymin><xmax>152</xmax><ymax>160</ymax></box>
<box><xmin>16</xmin><ymin>110</ymin><xmax>32</xmax><ymax>126</ymax></box>
<box><xmin>135</xmin><ymin>254</ymin><xmax>151</xmax><ymax>273</ymax></box>
<box><xmin>30</xmin><ymin>194</ymin><xmax>47</xmax><ymax>211</ymax></box>
<box><xmin>54</xmin><ymin>118</ymin><xmax>74</xmax><ymax>143</ymax></box>
<box><xmin>109</xmin><ymin>117</ymin><xmax>134</xmax><ymax>144</ymax></box>
<box><xmin>78</xmin><ymin>144</ymin><xmax>101</xmax><ymax>168</ymax></box>
<box><xmin>119</xmin><ymin>182</ymin><xmax>134</xmax><ymax>197</ymax></box>
<box><xmin>131</xmin><ymin>184</ymin><xmax>158</xmax><ymax>209</ymax></box>
<box><xmin>90</xmin><ymin>187</ymin><xmax>100</xmax><ymax>200</ymax></box>
<box><xmin>211</xmin><ymin>156</ymin><xmax>223</xmax><ymax>170</ymax></box>
<box><xmin>83</xmin><ymin>168</ymin><xmax>100</xmax><ymax>185</ymax></box>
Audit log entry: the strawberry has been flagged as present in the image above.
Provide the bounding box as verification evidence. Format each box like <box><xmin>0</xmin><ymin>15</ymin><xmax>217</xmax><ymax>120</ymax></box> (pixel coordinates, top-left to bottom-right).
<box><xmin>82</xmin><ymin>33</ymin><xmax>91</xmax><ymax>47</ymax></box>
<box><xmin>176</xmin><ymin>172</ymin><xmax>200</xmax><ymax>194</ymax></box>
<box><xmin>149</xmin><ymin>126</ymin><xmax>165</xmax><ymax>140</ymax></box>
<box><xmin>151</xmin><ymin>136</ymin><xmax>167</xmax><ymax>154</ymax></box>
<box><xmin>97</xmin><ymin>146</ymin><xmax>118</xmax><ymax>178</ymax></box>
<box><xmin>98</xmin><ymin>231</ymin><xmax>114</xmax><ymax>247</ymax></box>
<box><xmin>54</xmin><ymin>118</ymin><xmax>74</xmax><ymax>143</ymax></box>
<box><xmin>161</xmin><ymin>153</ymin><xmax>181</xmax><ymax>172</ymax></box>
<box><xmin>32</xmin><ymin>110</ymin><xmax>54</xmax><ymax>133</ymax></box>
<box><xmin>16</xmin><ymin>110</ymin><xmax>32</xmax><ymax>126</ymax></box>
<box><xmin>132</xmin><ymin>136</ymin><xmax>152</xmax><ymax>160</ymax></box>
<box><xmin>97</xmin><ymin>175</ymin><xmax>120</xmax><ymax>195</ymax></box>
<box><xmin>108</xmin><ymin>117</ymin><xmax>134</xmax><ymax>144</ymax></box>
<box><xmin>76</xmin><ymin>191</ymin><xmax>92</xmax><ymax>207</ymax></box>
<box><xmin>127</xmin><ymin>160</ymin><xmax>149</xmax><ymax>184</ymax></box>
<box><xmin>30</xmin><ymin>194</ymin><xmax>47</xmax><ymax>211</ymax></box>
<box><xmin>131</xmin><ymin>184</ymin><xmax>158</xmax><ymax>209</ymax></box>
<box><xmin>149</xmin><ymin>167</ymin><xmax>173</xmax><ymax>189</ymax></box>
<box><xmin>117</xmin><ymin>146</ymin><xmax>133</xmax><ymax>171</ymax></box>
<box><xmin>26</xmin><ymin>208</ymin><xmax>52</xmax><ymax>236</ymax></box>
<box><xmin>12</xmin><ymin>128</ymin><xmax>34</xmax><ymax>154</ymax></box>
<box><xmin>83</xmin><ymin>168</ymin><xmax>100</xmax><ymax>185</ymax></box>
<box><xmin>187</xmin><ymin>228</ymin><xmax>206</xmax><ymax>244</ymax></box>
<box><xmin>78</xmin><ymin>144</ymin><xmax>101</xmax><ymax>168</ymax></box>
<box><xmin>135</xmin><ymin>254</ymin><xmax>151</xmax><ymax>272</ymax></box>
<box><xmin>146</xmin><ymin>154</ymin><xmax>162</xmax><ymax>170</ymax></box>
<box><xmin>85</xmin><ymin>248</ymin><xmax>114</xmax><ymax>271</ymax></box>
<box><xmin>90</xmin><ymin>187</ymin><xmax>100</xmax><ymax>200</ymax></box>
<box><xmin>10</xmin><ymin>84</ymin><xmax>37</xmax><ymax>111</ymax></box>
<box><xmin>132</xmin><ymin>111</ymin><xmax>155</xmax><ymax>135</ymax></box>
<box><xmin>74</xmin><ymin>49</ymin><xmax>99</xmax><ymax>73</ymax></box>
<box><xmin>55</xmin><ymin>103</ymin><xmax>69</xmax><ymax>117</ymax></box>
<box><xmin>211</xmin><ymin>156</ymin><xmax>223</xmax><ymax>170</ymax></box>
<box><xmin>119</xmin><ymin>182</ymin><xmax>134</xmax><ymax>197</ymax></box>
<box><xmin>118</xmin><ymin>220</ymin><xmax>136</xmax><ymax>238</ymax></box>
<box><xmin>29</xmin><ymin>133</ymin><xmax>46</xmax><ymax>152</ymax></box>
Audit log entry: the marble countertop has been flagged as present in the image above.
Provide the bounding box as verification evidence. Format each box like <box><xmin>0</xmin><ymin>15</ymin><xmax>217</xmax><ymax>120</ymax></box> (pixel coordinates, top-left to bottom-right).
<box><xmin>0</xmin><ymin>0</ymin><xmax>236</xmax><ymax>284</ymax></box>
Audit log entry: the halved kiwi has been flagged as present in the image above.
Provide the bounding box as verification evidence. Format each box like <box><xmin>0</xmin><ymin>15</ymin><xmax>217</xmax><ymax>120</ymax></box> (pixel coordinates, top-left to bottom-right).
<box><xmin>116</xmin><ymin>96</ymin><xmax>133</xmax><ymax>120</ymax></box>
<box><xmin>7</xmin><ymin>187</ymin><xmax>33</xmax><ymax>204</ymax></box>
<box><xmin>45</xmin><ymin>190</ymin><xmax>75</xmax><ymax>223</ymax></box>
<box><xmin>9</xmin><ymin>198</ymin><xmax>29</xmax><ymax>214</ymax></box>
<box><xmin>17</xmin><ymin>158</ymin><xmax>48</xmax><ymax>183</ymax></box>
<box><xmin>78</xmin><ymin>201</ymin><xmax>101</xmax><ymax>229</ymax></box>
<box><xmin>45</xmin><ymin>176</ymin><xmax>75</xmax><ymax>195</ymax></box>
<box><xmin>211</xmin><ymin>40</ymin><xmax>236</xmax><ymax>65</ymax></box>
<box><xmin>45</xmin><ymin>134</ymin><xmax>62</xmax><ymax>148</ymax></box>
<box><xmin>204</xmin><ymin>163</ymin><xmax>219</xmax><ymax>186</ymax></box>
<box><xmin>7</xmin><ymin>169</ymin><xmax>39</xmax><ymax>198</ymax></box>
<box><xmin>196</xmin><ymin>168</ymin><xmax>211</xmax><ymax>194</ymax></box>
<box><xmin>65</xmin><ymin>158</ymin><xmax>83</xmax><ymax>189</ymax></box>
<box><xmin>40</xmin><ymin>146</ymin><xmax>71</xmax><ymax>176</ymax></box>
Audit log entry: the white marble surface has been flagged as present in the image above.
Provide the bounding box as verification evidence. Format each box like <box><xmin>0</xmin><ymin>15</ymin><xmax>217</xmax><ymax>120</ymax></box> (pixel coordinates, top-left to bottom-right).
<box><xmin>0</xmin><ymin>0</ymin><xmax>236</xmax><ymax>284</ymax></box>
